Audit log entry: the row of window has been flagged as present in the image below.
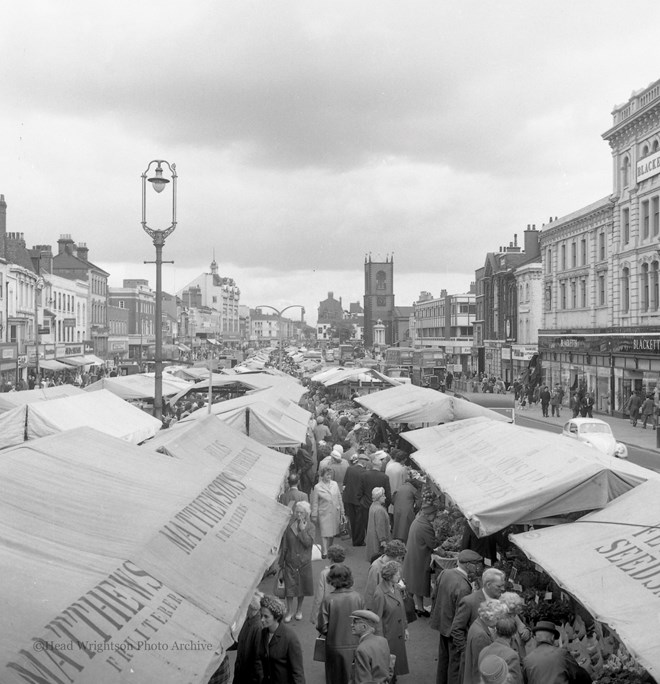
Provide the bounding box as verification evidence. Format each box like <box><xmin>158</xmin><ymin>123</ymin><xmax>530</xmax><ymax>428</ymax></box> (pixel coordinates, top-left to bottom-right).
<box><xmin>545</xmin><ymin>233</ymin><xmax>607</xmax><ymax>274</ymax></box>
<box><xmin>546</xmin><ymin>275</ymin><xmax>607</xmax><ymax>310</ymax></box>
<box><xmin>621</xmin><ymin>263</ymin><xmax>660</xmax><ymax>313</ymax></box>
<box><xmin>621</xmin><ymin>196</ymin><xmax>660</xmax><ymax>244</ymax></box>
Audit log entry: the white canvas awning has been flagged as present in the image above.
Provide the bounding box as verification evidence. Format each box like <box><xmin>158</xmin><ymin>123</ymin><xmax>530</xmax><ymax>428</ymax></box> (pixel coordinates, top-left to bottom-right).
<box><xmin>357</xmin><ymin>383</ymin><xmax>510</xmax><ymax>424</ymax></box>
<box><xmin>84</xmin><ymin>373</ymin><xmax>191</xmax><ymax>400</ymax></box>
<box><xmin>0</xmin><ymin>425</ymin><xmax>291</xmax><ymax>684</ymax></box>
<box><xmin>39</xmin><ymin>359</ymin><xmax>71</xmax><ymax>371</ymax></box>
<box><xmin>0</xmin><ymin>384</ymin><xmax>85</xmax><ymax>413</ymax></box>
<box><xmin>402</xmin><ymin>417</ymin><xmax>656</xmax><ymax>537</ymax></box>
<box><xmin>0</xmin><ymin>389</ymin><xmax>162</xmax><ymax>449</ymax></box>
<box><xmin>311</xmin><ymin>367</ymin><xmax>401</xmax><ymax>387</ymax></box>
<box><xmin>58</xmin><ymin>355</ymin><xmax>88</xmax><ymax>366</ymax></box>
<box><xmin>511</xmin><ymin>480</ymin><xmax>660</xmax><ymax>681</ymax></box>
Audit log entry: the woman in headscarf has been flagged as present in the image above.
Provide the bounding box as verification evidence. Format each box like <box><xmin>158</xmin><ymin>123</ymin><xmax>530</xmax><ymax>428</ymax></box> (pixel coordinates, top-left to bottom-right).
<box><xmin>311</xmin><ymin>466</ymin><xmax>344</xmax><ymax>558</ymax></box>
<box><xmin>279</xmin><ymin>501</ymin><xmax>316</xmax><ymax>622</ymax></box>
<box><xmin>365</xmin><ymin>486</ymin><xmax>391</xmax><ymax>563</ymax></box>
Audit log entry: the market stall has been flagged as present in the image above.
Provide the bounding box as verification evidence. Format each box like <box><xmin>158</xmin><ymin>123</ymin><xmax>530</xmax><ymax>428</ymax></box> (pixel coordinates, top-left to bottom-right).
<box><xmin>84</xmin><ymin>373</ymin><xmax>191</xmax><ymax>400</ymax></box>
<box><xmin>0</xmin><ymin>423</ymin><xmax>291</xmax><ymax>684</ymax></box>
<box><xmin>356</xmin><ymin>382</ymin><xmax>511</xmax><ymax>425</ymax></box>
<box><xmin>0</xmin><ymin>389</ymin><xmax>162</xmax><ymax>449</ymax></box>
<box><xmin>400</xmin><ymin>417</ymin><xmax>657</xmax><ymax>537</ymax></box>
<box><xmin>0</xmin><ymin>384</ymin><xmax>84</xmax><ymax>413</ymax></box>
<box><xmin>311</xmin><ymin>366</ymin><xmax>400</xmax><ymax>388</ymax></box>
<box><xmin>510</xmin><ymin>479</ymin><xmax>660</xmax><ymax>683</ymax></box>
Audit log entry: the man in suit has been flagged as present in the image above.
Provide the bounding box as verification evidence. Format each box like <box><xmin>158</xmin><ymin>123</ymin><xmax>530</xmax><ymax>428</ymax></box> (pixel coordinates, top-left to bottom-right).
<box><xmin>450</xmin><ymin>567</ymin><xmax>506</xmax><ymax>681</ymax></box>
<box><xmin>342</xmin><ymin>452</ymin><xmax>370</xmax><ymax>546</ymax></box>
<box><xmin>350</xmin><ymin>609</ymin><xmax>391</xmax><ymax>684</ymax></box>
<box><xmin>430</xmin><ymin>549</ymin><xmax>483</xmax><ymax>684</ymax></box>
<box><xmin>358</xmin><ymin>455</ymin><xmax>392</xmax><ymax>517</ymax></box>
<box><xmin>523</xmin><ymin>621</ymin><xmax>592</xmax><ymax>684</ymax></box>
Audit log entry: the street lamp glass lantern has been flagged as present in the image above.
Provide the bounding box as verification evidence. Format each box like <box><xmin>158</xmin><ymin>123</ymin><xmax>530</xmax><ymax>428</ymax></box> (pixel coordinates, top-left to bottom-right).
<box><xmin>148</xmin><ymin>165</ymin><xmax>170</xmax><ymax>193</ymax></box>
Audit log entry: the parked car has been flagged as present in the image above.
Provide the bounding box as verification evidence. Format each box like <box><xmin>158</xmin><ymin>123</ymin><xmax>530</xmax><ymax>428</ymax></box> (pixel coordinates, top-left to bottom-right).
<box><xmin>561</xmin><ymin>417</ymin><xmax>628</xmax><ymax>459</ymax></box>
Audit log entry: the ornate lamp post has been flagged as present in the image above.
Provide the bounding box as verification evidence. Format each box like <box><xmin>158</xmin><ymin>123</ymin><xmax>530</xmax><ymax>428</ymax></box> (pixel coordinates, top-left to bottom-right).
<box><xmin>256</xmin><ymin>304</ymin><xmax>304</xmax><ymax>369</ymax></box>
<box><xmin>141</xmin><ymin>160</ymin><xmax>177</xmax><ymax>420</ymax></box>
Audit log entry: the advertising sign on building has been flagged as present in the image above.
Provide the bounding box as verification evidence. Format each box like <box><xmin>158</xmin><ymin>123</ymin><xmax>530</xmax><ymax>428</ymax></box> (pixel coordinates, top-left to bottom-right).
<box><xmin>637</xmin><ymin>150</ymin><xmax>660</xmax><ymax>182</ymax></box>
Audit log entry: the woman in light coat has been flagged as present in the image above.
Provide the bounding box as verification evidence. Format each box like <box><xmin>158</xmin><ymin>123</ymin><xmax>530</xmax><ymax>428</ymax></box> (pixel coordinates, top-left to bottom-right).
<box><xmin>311</xmin><ymin>466</ymin><xmax>344</xmax><ymax>557</ymax></box>
<box><xmin>365</xmin><ymin>486</ymin><xmax>391</xmax><ymax>562</ymax></box>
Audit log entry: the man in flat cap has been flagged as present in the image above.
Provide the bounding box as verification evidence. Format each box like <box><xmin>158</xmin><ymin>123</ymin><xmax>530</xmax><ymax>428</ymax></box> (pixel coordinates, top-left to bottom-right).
<box><xmin>430</xmin><ymin>549</ymin><xmax>483</xmax><ymax>684</ymax></box>
<box><xmin>350</xmin><ymin>610</ymin><xmax>391</xmax><ymax>684</ymax></box>
<box><xmin>523</xmin><ymin>621</ymin><xmax>591</xmax><ymax>684</ymax></box>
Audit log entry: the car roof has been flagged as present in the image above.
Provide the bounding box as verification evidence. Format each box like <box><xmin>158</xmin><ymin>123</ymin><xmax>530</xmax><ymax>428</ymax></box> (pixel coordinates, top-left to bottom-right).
<box><xmin>566</xmin><ymin>418</ymin><xmax>608</xmax><ymax>426</ymax></box>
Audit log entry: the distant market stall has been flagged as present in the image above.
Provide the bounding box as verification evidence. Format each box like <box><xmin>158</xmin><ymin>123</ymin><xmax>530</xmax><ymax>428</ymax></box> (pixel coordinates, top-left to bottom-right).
<box><xmin>0</xmin><ymin>389</ymin><xmax>162</xmax><ymax>449</ymax></box>
<box><xmin>511</xmin><ymin>480</ymin><xmax>660</xmax><ymax>683</ymax></box>
<box><xmin>0</xmin><ymin>384</ymin><xmax>84</xmax><ymax>413</ymax></box>
<box><xmin>356</xmin><ymin>382</ymin><xmax>511</xmax><ymax>425</ymax></box>
<box><xmin>85</xmin><ymin>373</ymin><xmax>191</xmax><ymax>400</ymax></box>
<box><xmin>401</xmin><ymin>417</ymin><xmax>657</xmax><ymax>537</ymax></box>
<box><xmin>0</xmin><ymin>422</ymin><xmax>292</xmax><ymax>684</ymax></box>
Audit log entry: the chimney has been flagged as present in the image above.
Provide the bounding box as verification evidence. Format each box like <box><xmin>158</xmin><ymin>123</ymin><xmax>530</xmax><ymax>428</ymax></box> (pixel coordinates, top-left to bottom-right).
<box><xmin>77</xmin><ymin>242</ymin><xmax>89</xmax><ymax>262</ymax></box>
<box><xmin>58</xmin><ymin>234</ymin><xmax>75</xmax><ymax>256</ymax></box>
<box><xmin>328</xmin><ymin>291</ymin><xmax>334</xmax><ymax>300</ymax></box>
<box><xmin>30</xmin><ymin>244</ymin><xmax>54</xmax><ymax>274</ymax></box>
<box><xmin>0</xmin><ymin>194</ymin><xmax>6</xmax><ymax>259</ymax></box>
<box><xmin>524</xmin><ymin>224</ymin><xmax>541</xmax><ymax>260</ymax></box>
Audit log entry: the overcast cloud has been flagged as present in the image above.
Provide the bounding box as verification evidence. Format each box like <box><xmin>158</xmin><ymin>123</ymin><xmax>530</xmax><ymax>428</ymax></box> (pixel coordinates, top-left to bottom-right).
<box><xmin>2</xmin><ymin>1</ymin><xmax>660</xmax><ymax>323</ymax></box>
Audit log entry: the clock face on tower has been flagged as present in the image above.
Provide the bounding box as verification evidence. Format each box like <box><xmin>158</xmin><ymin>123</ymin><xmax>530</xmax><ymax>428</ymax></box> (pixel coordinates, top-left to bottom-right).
<box><xmin>376</xmin><ymin>296</ymin><xmax>386</xmax><ymax>307</ymax></box>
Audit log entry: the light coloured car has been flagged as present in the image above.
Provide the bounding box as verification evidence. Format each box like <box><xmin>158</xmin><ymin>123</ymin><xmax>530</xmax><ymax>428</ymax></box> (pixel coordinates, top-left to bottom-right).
<box><xmin>561</xmin><ymin>417</ymin><xmax>628</xmax><ymax>459</ymax></box>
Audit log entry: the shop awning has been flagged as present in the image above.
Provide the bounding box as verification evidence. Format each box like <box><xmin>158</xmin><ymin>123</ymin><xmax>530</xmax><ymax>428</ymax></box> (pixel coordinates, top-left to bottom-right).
<box><xmin>82</xmin><ymin>354</ymin><xmax>104</xmax><ymax>365</ymax></box>
<box><xmin>207</xmin><ymin>338</ymin><xmax>220</xmax><ymax>346</ymax></box>
<box><xmin>0</xmin><ymin>423</ymin><xmax>291</xmax><ymax>684</ymax></box>
<box><xmin>85</xmin><ymin>373</ymin><xmax>192</xmax><ymax>400</ymax></box>
<box><xmin>39</xmin><ymin>359</ymin><xmax>70</xmax><ymax>371</ymax></box>
<box><xmin>357</xmin><ymin>383</ymin><xmax>510</xmax><ymax>424</ymax></box>
<box><xmin>312</xmin><ymin>367</ymin><xmax>401</xmax><ymax>387</ymax></box>
<box><xmin>510</xmin><ymin>480</ymin><xmax>660</xmax><ymax>681</ymax></box>
<box><xmin>58</xmin><ymin>355</ymin><xmax>87</xmax><ymax>366</ymax></box>
<box><xmin>177</xmin><ymin>343</ymin><xmax>191</xmax><ymax>352</ymax></box>
<box><xmin>402</xmin><ymin>417</ymin><xmax>656</xmax><ymax>537</ymax></box>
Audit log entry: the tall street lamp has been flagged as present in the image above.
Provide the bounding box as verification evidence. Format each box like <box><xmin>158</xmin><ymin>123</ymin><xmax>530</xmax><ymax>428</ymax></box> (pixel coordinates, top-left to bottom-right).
<box><xmin>141</xmin><ymin>159</ymin><xmax>177</xmax><ymax>421</ymax></box>
<box><xmin>256</xmin><ymin>304</ymin><xmax>304</xmax><ymax>370</ymax></box>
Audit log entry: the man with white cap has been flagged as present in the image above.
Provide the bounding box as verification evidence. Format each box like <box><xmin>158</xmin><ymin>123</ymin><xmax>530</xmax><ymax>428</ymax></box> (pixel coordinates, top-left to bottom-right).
<box><xmin>319</xmin><ymin>444</ymin><xmax>349</xmax><ymax>488</ymax></box>
<box><xmin>350</xmin><ymin>609</ymin><xmax>391</xmax><ymax>684</ymax></box>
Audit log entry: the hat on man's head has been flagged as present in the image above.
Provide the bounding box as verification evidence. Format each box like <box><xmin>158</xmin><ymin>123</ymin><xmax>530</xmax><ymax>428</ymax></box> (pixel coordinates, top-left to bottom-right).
<box><xmin>350</xmin><ymin>453</ymin><xmax>359</xmax><ymax>464</ymax></box>
<box><xmin>357</xmin><ymin>454</ymin><xmax>371</xmax><ymax>465</ymax></box>
<box><xmin>350</xmin><ymin>609</ymin><xmax>380</xmax><ymax>626</ymax></box>
<box><xmin>478</xmin><ymin>655</ymin><xmax>509</xmax><ymax>684</ymax></box>
<box><xmin>457</xmin><ymin>549</ymin><xmax>483</xmax><ymax>564</ymax></box>
<box><xmin>331</xmin><ymin>449</ymin><xmax>343</xmax><ymax>461</ymax></box>
<box><xmin>531</xmin><ymin>620</ymin><xmax>560</xmax><ymax>640</ymax></box>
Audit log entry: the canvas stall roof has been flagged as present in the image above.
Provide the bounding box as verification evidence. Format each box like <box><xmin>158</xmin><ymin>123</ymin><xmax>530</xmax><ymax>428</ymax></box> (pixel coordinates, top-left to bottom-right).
<box><xmin>511</xmin><ymin>480</ymin><xmax>660</xmax><ymax>681</ymax></box>
<box><xmin>0</xmin><ymin>389</ymin><xmax>162</xmax><ymax>449</ymax></box>
<box><xmin>402</xmin><ymin>417</ymin><xmax>653</xmax><ymax>537</ymax></box>
<box><xmin>356</xmin><ymin>383</ymin><xmax>509</xmax><ymax>424</ymax></box>
<box><xmin>84</xmin><ymin>373</ymin><xmax>191</xmax><ymax>400</ymax></box>
<box><xmin>39</xmin><ymin>359</ymin><xmax>70</xmax><ymax>371</ymax></box>
<box><xmin>171</xmin><ymin>391</ymin><xmax>311</xmax><ymax>448</ymax></box>
<box><xmin>0</xmin><ymin>384</ymin><xmax>85</xmax><ymax>413</ymax></box>
<box><xmin>313</xmin><ymin>367</ymin><xmax>401</xmax><ymax>387</ymax></box>
<box><xmin>0</xmin><ymin>425</ymin><xmax>291</xmax><ymax>684</ymax></box>
<box><xmin>58</xmin><ymin>355</ymin><xmax>88</xmax><ymax>366</ymax></box>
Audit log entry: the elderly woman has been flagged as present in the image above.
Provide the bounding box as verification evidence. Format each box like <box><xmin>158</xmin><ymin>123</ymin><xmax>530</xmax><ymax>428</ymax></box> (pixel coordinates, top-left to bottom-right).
<box><xmin>279</xmin><ymin>501</ymin><xmax>316</xmax><ymax>622</ymax></box>
<box><xmin>368</xmin><ymin>559</ymin><xmax>409</xmax><ymax>679</ymax></box>
<box><xmin>365</xmin><ymin>486</ymin><xmax>391</xmax><ymax>562</ymax></box>
<box><xmin>317</xmin><ymin>564</ymin><xmax>364</xmax><ymax>684</ymax></box>
<box><xmin>310</xmin><ymin>544</ymin><xmax>346</xmax><ymax>625</ymax></box>
<box><xmin>258</xmin><ymin>595</ymin><xmax>305</xmax><ymax>684</ymax></box>
<box><xmin>499</xmin><ymin>591</ymin><xmax>532</xmax><ymax>660</ymax></box>
<box><xmin>464</xmin><ymin>601</ymin><xmax>510</xmax><ymax>684</ymax></box>
<box><xmin>402</xmin><ymin>502</ymin><xmax>439</xmax><ymax>616</ymax></box>
<box><xmin>311</xmin><ymin>466</ymin><xmax>344</xmax><ymax>558</ymax></box>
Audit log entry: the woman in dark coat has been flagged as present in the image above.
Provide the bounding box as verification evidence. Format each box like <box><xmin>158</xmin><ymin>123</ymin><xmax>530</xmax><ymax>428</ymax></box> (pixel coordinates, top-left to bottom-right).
<box><xmin>279</xmin><ymin>500</ymin><xmax>316</xmax><ymax>622</ymax></box>
<box><xmin>258</xmin><ymin>595</ymin><xmax>306</xmax><ymax>684</ymax></box>
<box><xmin>317</xmin><ymin>564</ymin><xmax>364</xmax><ymax>684</ymax></box>
<box><xmin>231</xmin><ymin>591</ymin><xmax>264</xmax><ymax>684</ymax></box>
<box><xmin>368</xmin><ymin>560</ymin><xmax>409</xmax><ymax>678</ymax></box>
<box><xmin>391</xmin><ymin>474</ymin><xmax>421</xmax><ymax>542</ymax></box>
<box><xmin>402</xmin><ymin>503</ymin><xmax>439</xmax><ymax>615</ymax></box>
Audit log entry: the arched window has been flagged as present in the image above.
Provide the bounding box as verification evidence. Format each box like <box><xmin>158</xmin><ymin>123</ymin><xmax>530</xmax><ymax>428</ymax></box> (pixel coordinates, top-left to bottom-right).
<box><xmin>622</xmin><ymin>156</ymin><xmax>631</xmax><ymax>188</ymax></box>
<box><xmin>642</xmin><ymin>263</ymin><xmax>650</xmax><ymax>311</ymax></box>
<box><xmin>654</xmin><ymin>140</ymin><xmax>660</xmax><ymax>153</ymax></box>
<box><xmin>622</xmin><ymin>268</ymin><xmax>630</xmax><ymax>313</ymax></box>
<box><xmin>642</xmin><ymin>144</ymin><xmax>649</xmax><ymax>158</ymax></box>
<box><xmin>376</xmin><ymin>270</ymin><xmax>386</xmax><ymax>290</ymax></box>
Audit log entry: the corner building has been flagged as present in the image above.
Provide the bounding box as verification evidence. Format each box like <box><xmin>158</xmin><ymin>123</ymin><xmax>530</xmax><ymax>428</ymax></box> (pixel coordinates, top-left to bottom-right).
<box><xmin>540</xmin><ymin>77</ymin><xmax>660</xmax><ymax>415</ymax></box>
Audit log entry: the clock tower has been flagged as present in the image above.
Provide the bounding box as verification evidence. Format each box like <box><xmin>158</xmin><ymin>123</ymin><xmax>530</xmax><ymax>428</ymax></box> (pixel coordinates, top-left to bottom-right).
<box><xmin>364</xmin><ymin>254</ymin><xmax>395</xmax><ymax>348</ymax></box>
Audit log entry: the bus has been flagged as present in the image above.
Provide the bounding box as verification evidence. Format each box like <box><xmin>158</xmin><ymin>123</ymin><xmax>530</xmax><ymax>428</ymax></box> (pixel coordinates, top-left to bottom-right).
<box><xmin>339</xmin><ymin>344</ymin><xmax>354</xmax><ymax>363</ymax></box>
<box><xmin>411</xmin><ymin>349</ymin><xmax>446</xmax><ymax>388</ymax></box>
<box><xmin>384</xmin><ymin>347</ymin><xmax>414</xmax><ymax>378</ymax></box>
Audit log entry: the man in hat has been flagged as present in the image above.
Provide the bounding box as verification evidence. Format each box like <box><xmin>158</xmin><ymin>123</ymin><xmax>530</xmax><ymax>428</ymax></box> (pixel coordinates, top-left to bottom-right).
<box><xmin>343</xmin><ymin>451</ymin><xmax>370</xmax><ymax>546</ymax></box>
<box><xmin>358</xmin><ymin>455</ymin><xmax>392</xmax><ymax>517</ymax></box>
<box><xmin>350</xmin><ymin>609</ymin><xmax>391</xmax><ymax>684</ymax></box>
<box><xmin>522</xmin><ymin>621</ymin><xmax>591</xmax><ymax>683</ymax></box>
<box><xmin>430</xmin><ymin>549</ymin><xmax>483</xmax><ymax>684</ymax></box>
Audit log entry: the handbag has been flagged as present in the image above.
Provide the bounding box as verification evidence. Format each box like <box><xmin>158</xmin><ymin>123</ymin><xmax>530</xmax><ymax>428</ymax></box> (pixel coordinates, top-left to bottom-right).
<box><xmin>273</xmin><ymin>569</ymin><xmax>286</xmax><ymax>599</ymax></box>
<box><xmin>403</xmin><ymin>591</ymin><xmax>417</xmax><ymax>624</ymax></box>
<box><xmin>313</xmin><ymin>636</ymin><xmax>326</xmax><ymax>662</ymax></box>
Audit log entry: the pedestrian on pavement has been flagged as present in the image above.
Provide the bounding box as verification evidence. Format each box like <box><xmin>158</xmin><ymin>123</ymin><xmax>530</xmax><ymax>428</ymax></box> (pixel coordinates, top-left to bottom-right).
<box><xmin>626</xmin><ymin>390</ymin><xmax>643</xmax><ymax>427</ymax></box>
<box><xmin>231</xmin><ymin>590</ymin><xmax>264</xmax><ymax>684</ymax></box>
<box><xmin>368</xmin><ymin>560</ymin><xmax>409</xmax><ymax>679</ymax></box>
<box><xmin>402</xmin><ymin>502</ymin><xmax>439</xmax><ymax>617</ymax></box>
<box><xmin>477</xmin><ymin>616</ymin><xmax>523</xmax><ymax>684</ymax></box>
<box><xmin>430</xmin><ymin>548</ymin><xmax>483</xmax><ymax>684</ymax></box>
<box><xmin>463</xmin><ymin>601</ymin><xmax>510</xmax><ymax>684</ymax></box>
<box><xmin>358</xmin><ymin>456</ymin><xmax>392</xmax><ymax>543</ymax></box>
<box><xmin>539</xmin><ymin>385</ymin><xmax>551</xmax><ymax>417</ymax></box>
<box><xmin>258</xmin><ymin>595</ymin><xmax>306</xmax><ymax>684</ymax></box>
<box><xmin>311</xmin><ymin>467</ymin><xmax>344</xmax><ymax>558</ymax></box>
<box><xmin>366</xmin><ymin>487</ymin><xmax>391</xmax><ymax>563</ymax></box>
<box><xmin>317</xmin><ymin>564</ymin><xmax>364</xmax><ymax>684</ymax></box>
<box><xmin>349</xmin><ymin>610</ymin><xmax>391</xmax><ymax>684</ymax></box>
<box><xmin>280</xmin><ymin>473</ymin><xmax>309</xmax><ymax>510</ymax></box>
<box><xmin>653</xmin><ymin>385</ymin><xmax>660</xmax><ymax>429</ymax></box>
<box><xmin>279</xmin><ymin>501</ymin><xmax>315</xmax><ymax>623</ymax></box>
<box><xmin>641</xmin><ymin>394</ymin><xmax>655</xmax><ymax>428</ymax></box>
<box><xmin>550</xmin><ymin>384</ymin><xmax>564</xmax><ymax>417</ymax></box>
<box><xmin>364</xmin><ymin>539</ymin><xmax>408</xmax><ymax>607</ymax></box>
<box><xmin>310</xmin><ymin>544</ymin><xmax>346</xmax><ymax>625</ymax></box>
<box><xmin>343</xmin><ymin>453</ymin><xmax>370</xmax><ymax>547</ymax></box>
<box><xmin>478</xmin><ymin>654</ymin><xmax>510</xmax><ymax>684</ymax></box>
<box><xmin>392</xmin><ymin>471</ymin><xmax>423</xmax><ymax>543</ymax></box>
<box><xmin>522</xmin><ymin>621</ymin><xmax>591</xmax><ymax>684</ymax></box>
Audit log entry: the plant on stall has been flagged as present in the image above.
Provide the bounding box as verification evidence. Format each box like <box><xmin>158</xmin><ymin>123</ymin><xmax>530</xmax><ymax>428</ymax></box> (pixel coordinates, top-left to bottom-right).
<box><xmin>432</xmin><ymin>501</ymin><xmax>464</xmax><ymax>554</ymax></box>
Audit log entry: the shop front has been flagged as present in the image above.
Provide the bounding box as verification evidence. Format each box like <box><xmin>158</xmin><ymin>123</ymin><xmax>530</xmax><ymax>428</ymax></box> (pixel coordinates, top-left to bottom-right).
<box><xmin>0</xmin><ymin>343</ymin><xmax>19</xmax><ymax>390</ymax></box>
<box><xmin>539</xmin><ymin>330</ymin><xmax>660</xmax><ymax>416</ymax></box>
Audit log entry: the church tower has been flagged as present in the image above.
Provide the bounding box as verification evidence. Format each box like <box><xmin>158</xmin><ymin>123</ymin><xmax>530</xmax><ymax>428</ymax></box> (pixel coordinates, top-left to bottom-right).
<box><xmin>363</xmin><ymin>254</ymin><xmax>395</xmax><ymax>348</ymax></box>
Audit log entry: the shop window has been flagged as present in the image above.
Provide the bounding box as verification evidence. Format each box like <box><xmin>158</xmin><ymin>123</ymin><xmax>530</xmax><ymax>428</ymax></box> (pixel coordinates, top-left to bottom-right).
<box><xmin>622</xmin><ymin>208</ymin><xmax>630</xmax><ymax>244</ymax></box>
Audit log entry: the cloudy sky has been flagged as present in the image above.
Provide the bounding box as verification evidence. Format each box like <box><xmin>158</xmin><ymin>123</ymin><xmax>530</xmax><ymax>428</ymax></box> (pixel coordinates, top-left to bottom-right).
<box><xmin>2</xmin><ymin>1</ymin><xmax>660</xmax><ymax>324</ymax></box>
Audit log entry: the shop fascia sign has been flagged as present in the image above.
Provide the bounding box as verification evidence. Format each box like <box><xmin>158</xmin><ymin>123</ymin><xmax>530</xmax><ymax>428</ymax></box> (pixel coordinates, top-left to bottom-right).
<box><xmin>637</xmin><ymin>150</ymin><xmax>660</xmax><ymax>182</ymax></box>
<box><xmin>540</xmin><ymin>333</ymin><xmax>660</xmax><ymax>355</ymax></box>
<box><xmin>512</xmin><ymin>345</ymin><xmax>538</xmax><ymax>361</ymax></box>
